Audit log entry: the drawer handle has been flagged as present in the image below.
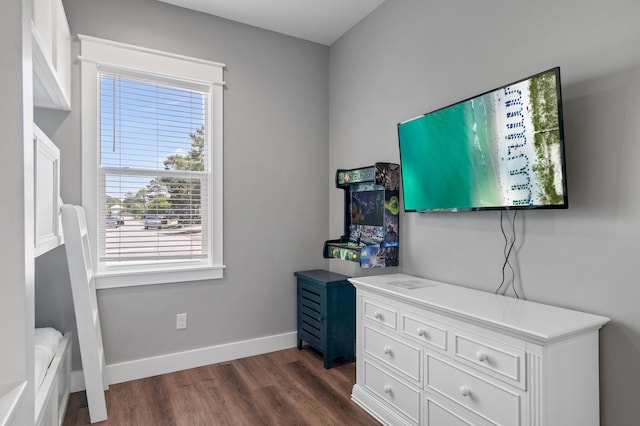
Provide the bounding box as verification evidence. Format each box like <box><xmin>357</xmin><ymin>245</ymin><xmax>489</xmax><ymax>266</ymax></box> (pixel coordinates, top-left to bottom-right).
<box><xmin>374</xmin><ymin>311</ymin><xmax>383</xmax><ymax>320</ymax></box>
<box><xmin>460</xmin><ymin>386</ymin><xmax>471</xmax><ymax>397</ymax></box>
<box><xmin>383</xmin><ymin>384</ymin><xmax>392</xmax><ymax>394</ymax></box>
<box><xmin>417</xmin><ymin>327</ymin><xmax>428</xmax><ymax>338</ymax></box>
<box><xmin>383</xmin><ymin>346</ymin><xmax>393</xmax><ymax>356</ymax></box>
<box><xmin>476</xmin><ymin>351</ymin><xmax>488</xmax><ymax>362</ymax></box>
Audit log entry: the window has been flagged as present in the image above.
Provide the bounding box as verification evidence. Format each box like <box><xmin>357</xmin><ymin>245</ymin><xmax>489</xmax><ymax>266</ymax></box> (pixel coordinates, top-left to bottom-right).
<box><xmin>79</xmin><ymin>35</ymin><xmax>225</xmax><ymax>288</ymax></box>
<box><xmin>99</xmin><ymin>72</ymin><xmax>208</xmax><ymax>261</ymax></box>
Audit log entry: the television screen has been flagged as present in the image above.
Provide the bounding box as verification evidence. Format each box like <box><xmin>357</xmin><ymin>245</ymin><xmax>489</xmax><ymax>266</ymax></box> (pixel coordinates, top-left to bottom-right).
<box><xmin>398</xmin><ymin>67</ymin><xmax>568</xmax><ymax>212</ymax></box>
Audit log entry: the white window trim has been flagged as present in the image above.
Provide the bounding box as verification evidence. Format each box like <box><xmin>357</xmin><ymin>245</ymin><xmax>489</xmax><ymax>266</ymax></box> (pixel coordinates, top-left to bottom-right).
<box><xmin>79</xmin><ymin>34</ymin><xmax>225</xmax><ymax>288</ymax></box>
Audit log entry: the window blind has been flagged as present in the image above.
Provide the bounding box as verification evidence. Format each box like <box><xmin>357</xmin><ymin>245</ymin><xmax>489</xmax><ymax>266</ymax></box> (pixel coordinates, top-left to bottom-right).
<box><xmin>98</xmin><ymin>72</ymin><xmax>209</xmax><ymax>262</ymax></box>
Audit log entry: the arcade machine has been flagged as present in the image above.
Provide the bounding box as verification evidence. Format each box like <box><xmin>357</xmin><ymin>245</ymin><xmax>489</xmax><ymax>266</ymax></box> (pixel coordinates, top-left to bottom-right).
<box><xmin>323</xmin><ymin>162</ymin><xmax>399</xmax><ymax>268</ymax></box>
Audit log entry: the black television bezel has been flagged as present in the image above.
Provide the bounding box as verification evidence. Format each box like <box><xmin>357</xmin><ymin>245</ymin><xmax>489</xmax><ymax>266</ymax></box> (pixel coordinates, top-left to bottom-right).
<box><xmin>397</xmin><ymin>66</ymin><xmax>569</xmax><ymax>213</ymax></box>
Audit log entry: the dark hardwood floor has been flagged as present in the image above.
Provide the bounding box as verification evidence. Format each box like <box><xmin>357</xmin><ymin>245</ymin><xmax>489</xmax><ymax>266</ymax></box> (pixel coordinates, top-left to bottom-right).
<box><xmin>63</xmin><ymin>346</ymin><xmax>379</xmax><ymax>425</ymax></box>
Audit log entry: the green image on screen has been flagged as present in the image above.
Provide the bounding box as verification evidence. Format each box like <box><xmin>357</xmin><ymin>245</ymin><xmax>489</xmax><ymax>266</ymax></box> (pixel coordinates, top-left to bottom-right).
<box><xmin>398</xmin><ymin>68</ymin><xmax>566</xmax><ymax>212</ymax></box>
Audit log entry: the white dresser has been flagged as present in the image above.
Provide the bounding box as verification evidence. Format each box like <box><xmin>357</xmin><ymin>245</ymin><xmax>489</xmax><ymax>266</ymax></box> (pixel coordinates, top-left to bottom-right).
<box><xmin>349</xmin><ymin>274</ymin><xmax>609</xmax><ymax>426</ymax></box>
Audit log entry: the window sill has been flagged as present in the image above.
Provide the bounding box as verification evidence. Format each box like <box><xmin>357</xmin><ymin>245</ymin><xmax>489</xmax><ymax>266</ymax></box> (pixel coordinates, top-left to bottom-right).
<box><xmin>95</xmin><ymin>263</ymin><xmax>225</xmax><ymax>289</ymax></box>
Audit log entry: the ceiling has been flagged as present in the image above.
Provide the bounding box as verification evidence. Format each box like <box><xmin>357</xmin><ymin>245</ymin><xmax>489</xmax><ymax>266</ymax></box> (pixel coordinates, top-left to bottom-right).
<box><xmin>157</xmin><ymin>0</ymin><xmax>386</xmax><ymax>46</ymax></box>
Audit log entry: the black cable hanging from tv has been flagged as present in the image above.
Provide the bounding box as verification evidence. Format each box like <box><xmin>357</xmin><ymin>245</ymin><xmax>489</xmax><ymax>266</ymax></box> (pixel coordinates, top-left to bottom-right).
<box><xmin>495</xmin><ymin>210</ymin><xmax>519</xmax><ymax>299</ymax></box>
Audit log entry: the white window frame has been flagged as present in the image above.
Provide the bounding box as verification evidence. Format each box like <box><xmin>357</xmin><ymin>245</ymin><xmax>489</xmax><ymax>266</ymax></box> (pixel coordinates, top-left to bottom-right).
<box><xmin>79</xmin><ymin>35</ymin><xmax>225</xmax><ymax>288</ymax></box>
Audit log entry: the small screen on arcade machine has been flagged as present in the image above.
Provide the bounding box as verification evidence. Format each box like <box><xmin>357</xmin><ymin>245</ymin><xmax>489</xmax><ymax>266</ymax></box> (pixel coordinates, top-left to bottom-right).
<box><xmin>351</xmin><ymin>190</ymin><xmax>384</xmax><ymax>226</ymax></box>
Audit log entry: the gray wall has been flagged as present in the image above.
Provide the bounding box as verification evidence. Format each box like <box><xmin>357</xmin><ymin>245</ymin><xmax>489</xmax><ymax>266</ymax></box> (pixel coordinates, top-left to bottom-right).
<box><xmin>35</xmin><ymin>0</ymin><xmax>329</xmax><ymax>369</ymax></box>
<box><xmin>329</xmin><ymin>1</ymin><xmax>640</xmax><ymax>425</ymax></box>
<box><xmin>32</xmin><ymin>0</ymin><xmax>640</xmax><ymax>423</ymax></box>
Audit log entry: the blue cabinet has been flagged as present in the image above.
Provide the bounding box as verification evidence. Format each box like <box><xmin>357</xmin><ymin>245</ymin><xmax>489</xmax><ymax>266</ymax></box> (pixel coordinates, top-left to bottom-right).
<box><xmin>295</xmin><ymin>270</ymin><xmax>355</xmax><ymax>368</ymax></box>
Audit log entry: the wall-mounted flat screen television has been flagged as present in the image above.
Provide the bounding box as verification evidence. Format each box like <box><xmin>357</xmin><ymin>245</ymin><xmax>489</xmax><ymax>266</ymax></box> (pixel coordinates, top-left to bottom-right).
<box><xmin>398</xmin><ymin>67</ymin><xmax>568</xmax><ymax>212</ymax></box>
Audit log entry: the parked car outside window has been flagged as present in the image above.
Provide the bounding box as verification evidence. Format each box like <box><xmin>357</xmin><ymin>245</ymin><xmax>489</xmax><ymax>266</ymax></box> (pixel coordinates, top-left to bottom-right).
<box><xmin>144</xmin><ymin>215</ymin><xmax>162</xmax><ymax>229</ymax></box>
<box><xmin>106</xmin><ymin>216</ymin><xmax>119</xmax><ymax>228</ymax></box>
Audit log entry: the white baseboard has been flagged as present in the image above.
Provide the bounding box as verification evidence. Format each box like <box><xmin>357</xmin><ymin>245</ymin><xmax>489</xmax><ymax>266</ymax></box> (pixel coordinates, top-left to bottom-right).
<box><xmin>70</xmin><ymin>331</ymin><xmax>297</xmax><ymax>392</ymax></box>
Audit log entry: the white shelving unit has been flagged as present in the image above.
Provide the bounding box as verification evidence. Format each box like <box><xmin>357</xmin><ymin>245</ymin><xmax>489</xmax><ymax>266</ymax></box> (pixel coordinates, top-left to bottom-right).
<box><xmin>1</xmin><ymin>0</ymin><xmax>71</xmax><ymax>423</ymax></box>
<box><xmin>1</xmin><ymin>0</ymin><xmax>36</xmax><ymax>424</ymax></box>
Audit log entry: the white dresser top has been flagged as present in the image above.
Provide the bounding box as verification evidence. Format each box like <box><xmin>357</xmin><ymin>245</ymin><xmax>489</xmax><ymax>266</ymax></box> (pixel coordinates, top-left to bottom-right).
<box><xmin>349</xmin><ymin>274</ymin><xmax>609</xmax><ymax>343</ymax></box>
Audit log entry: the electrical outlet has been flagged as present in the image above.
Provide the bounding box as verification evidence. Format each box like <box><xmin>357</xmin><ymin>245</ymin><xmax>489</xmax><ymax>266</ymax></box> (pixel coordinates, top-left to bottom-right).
<box><xmin>176</xmin><ymin>313</ymin><xmax>187</xmax><ymax>330</ymax></box>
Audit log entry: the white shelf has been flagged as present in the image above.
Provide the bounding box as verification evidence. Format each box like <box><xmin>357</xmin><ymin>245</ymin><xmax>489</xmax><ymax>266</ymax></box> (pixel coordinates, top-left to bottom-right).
<box><xmin>32</xmin><ymin>0</ymin><xmax>71</xmax><ymax>111</ymax></box>
<box><xmin>0</xmin><ymin>382</ymin><xmax>27</xmax><ymax>426</ymax></box>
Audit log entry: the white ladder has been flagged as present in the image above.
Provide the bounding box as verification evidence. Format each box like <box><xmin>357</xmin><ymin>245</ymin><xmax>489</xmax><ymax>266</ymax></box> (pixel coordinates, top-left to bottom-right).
<box><xmin>61</xmin><ymin>205</ymin><xmax>108</xmax><ymax>423</ymax></box>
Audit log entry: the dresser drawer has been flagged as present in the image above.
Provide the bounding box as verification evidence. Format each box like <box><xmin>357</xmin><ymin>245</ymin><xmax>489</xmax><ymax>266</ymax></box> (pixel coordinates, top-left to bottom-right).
<box><xmin>402</xmin><ymin>314</ymin><xmax>447</xmax><ymax>351</ymax></box>
<box><xmin>364</xmin><ymin>326</ymin><xmax>421</xmax><ymax>382</ymax></box>
<box><xmin>426</xmin><ymin>353</ymin><xmax>521</xmax><ymax>426</ymax></box>
<box><xmin>452</xmin><ymin>331</ymin><xmax>526</xmax><ymax>389</ymax></box>
<box><xmin>363</xmin><ymin>360</ymin><xmax>421</xmax><ymax>424</ymax></box>
<box><xmin>364</xmin><ymin>299</ymin><xmax>397</xmax><ymax>330</ymax></box>
<box><xmin>424</xmin><ymin>396</ymin><xmax>476</xmax><ymax>426</ymax></box>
